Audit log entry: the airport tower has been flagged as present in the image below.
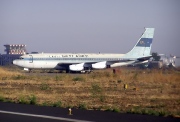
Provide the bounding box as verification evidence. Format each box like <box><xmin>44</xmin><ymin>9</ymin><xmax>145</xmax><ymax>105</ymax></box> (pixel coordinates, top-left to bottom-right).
<box><xmin>0</xmin><ymin>44</ymin><xmax>27</xmax><ymax>66</ymax></box>
<box><xmin>4</xmin><ymin>44</ymin><xmax>27</xmax><ymax>54</ymax></box>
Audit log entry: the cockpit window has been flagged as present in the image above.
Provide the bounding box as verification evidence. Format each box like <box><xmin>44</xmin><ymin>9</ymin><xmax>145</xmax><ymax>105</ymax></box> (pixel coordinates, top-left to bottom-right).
<box><xmin>19</xmin><ymin>57</ymin><xmax>24</xmax><ymax>60</ymax></box>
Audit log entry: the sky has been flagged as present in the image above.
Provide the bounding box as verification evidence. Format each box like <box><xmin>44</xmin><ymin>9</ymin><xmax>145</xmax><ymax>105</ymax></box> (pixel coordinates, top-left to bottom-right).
<box><xmin>0</xmin><ymin>0</ymin><xmax>180</xmax><ymax>65</ymax></box>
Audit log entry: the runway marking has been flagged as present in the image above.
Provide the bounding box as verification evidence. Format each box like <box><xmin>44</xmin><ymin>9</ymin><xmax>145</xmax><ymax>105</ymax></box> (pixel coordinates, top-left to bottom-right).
<box><xmin>0</xmin><ymin>110</ymin><xmax>93</xmax><ymax>122</ymax></box>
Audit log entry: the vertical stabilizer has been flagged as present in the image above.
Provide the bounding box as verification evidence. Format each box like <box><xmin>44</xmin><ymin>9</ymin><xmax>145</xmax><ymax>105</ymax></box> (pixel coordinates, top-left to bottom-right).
<box><xmin>123</xmin><ymin>28</ymin><xmax>155</xmax><ymax>58</ymax></box>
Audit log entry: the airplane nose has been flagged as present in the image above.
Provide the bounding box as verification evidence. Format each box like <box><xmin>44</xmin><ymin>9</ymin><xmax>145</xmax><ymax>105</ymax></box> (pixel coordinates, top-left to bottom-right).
<box><xmin>13</xmin><ymin>60</ymin><xmax>16</xmax><ymax>65</ymax></box>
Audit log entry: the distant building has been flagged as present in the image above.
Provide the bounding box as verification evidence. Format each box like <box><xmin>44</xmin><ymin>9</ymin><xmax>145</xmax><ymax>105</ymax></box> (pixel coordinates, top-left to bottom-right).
<box><xmin>4</xmin><ymin>44</ymin><xmax>27</xmax><ymax>55</ymax></box>
<box><xmin>0</xmin><ymin>44</ymin><xmax>28</xmax><ymax>66</ymax></box>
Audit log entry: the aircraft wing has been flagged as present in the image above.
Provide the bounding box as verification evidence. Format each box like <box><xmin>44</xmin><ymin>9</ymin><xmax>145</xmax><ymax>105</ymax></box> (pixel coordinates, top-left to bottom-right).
<box><xmin>106</xmin><ymin>59</ymin><xmax>136</xmax><ymax>64</ymax></box>
<box><xmin>137</xmin><ymin>55</ymin><xmax>152</xmax><ymax>61</ymax></box>
<box><xmin>58</xmin><ymin>59</ymin><xmax>134</xmax><ymax>66</ymax></box>
<box><xmin>57</xmin><ymin>62</ymin><xmax>97</xmax><ymax>68</ymax></box>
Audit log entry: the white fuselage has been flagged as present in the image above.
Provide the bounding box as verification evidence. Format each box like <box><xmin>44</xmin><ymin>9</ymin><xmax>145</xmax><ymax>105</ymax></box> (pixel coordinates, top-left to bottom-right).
<box><xmin>13</xmin><ymin>53</ymin><xmax>133</xmax><ymax>70</ymax></box>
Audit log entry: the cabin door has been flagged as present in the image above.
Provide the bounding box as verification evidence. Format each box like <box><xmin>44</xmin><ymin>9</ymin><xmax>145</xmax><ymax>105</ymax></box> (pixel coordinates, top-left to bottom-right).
<box><xmin>29</xmin><ymin>55</ymin><xmax>33</xmax><ymax>63</ymax></box>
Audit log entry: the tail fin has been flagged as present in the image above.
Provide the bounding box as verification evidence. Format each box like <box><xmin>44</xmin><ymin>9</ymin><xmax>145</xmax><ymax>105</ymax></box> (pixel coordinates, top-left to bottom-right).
<box><xmin>124</xmin><ymin>28</ymin><xmax>155</xmax><ymax>58</ymax></box>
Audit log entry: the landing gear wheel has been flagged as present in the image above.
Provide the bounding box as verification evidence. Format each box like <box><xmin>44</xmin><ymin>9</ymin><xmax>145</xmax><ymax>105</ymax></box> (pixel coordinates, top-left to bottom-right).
<box><xmin>66</xmin><ymin>69</ymin><xmax>70</xmax><ymax>73</ymax></box>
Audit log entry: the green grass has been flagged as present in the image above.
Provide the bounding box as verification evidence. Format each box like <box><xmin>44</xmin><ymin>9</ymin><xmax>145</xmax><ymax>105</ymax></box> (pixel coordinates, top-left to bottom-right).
<box><xmin>55</xmin><ymin>75</ymin><xmax>63</xmax><ymax>81</ymax></box>
<box><xmin>112</xmin><ymin>107</ymin><xmax>121</xmax><ymax>113</ymax></box>
<box><xmin>18</xmin><ymin>96</ymin><xmax>30</xmax><ymax>104</ymax></box>
<box><xmin>18</xmin><ymin>95</ymin><xmax>37</xmax><ymax>105</ymax></box>
<box><xmin>53</xmin><ymin>101</ymin><xmax>62</xmax><ymax>107</ymax></box>
<box><xmin>78</xmin><ymin>103</ymin><xmax>87</xmax><ymax>110</ymax></box>
<box><xmin>0</xmin><ymin>95</ymin><xmax>5</xmax><ymax>102</ymax></box>
<box><xmin>40</xmin><ymin>82</ymin><xmax>51</xmax><ymax>90</ymax></box>
<box><xmin>72</xmin><ymin>76</ymin><xmax>85</xmax><ymax>82</ymax></box>
<box><xmin>29</xmin><ymin>95</ymin><xmax>37</xmax><ymax>105</ymax></box>
<box><xmin>11</xmin><ymin>75</ymin><xmax>27</xmax><ymax>80</ymax></box>
<box><xmin>127</xmin><ymin>107</ymin><xmax>169</xmax><ymax>116</ymax></box>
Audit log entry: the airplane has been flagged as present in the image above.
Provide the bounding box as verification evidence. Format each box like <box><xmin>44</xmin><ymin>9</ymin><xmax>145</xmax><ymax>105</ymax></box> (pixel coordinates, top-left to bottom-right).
<box><xmin>13</xmin><ymin>28</ymin><xmax>155</xmax><ymax>73</ymax></box>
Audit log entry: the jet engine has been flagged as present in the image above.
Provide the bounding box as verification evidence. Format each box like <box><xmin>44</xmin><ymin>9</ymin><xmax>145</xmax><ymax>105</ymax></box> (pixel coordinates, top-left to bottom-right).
<box><xmin>92</xmin><ymin>61</ymin><xmax>107</xmax><ymax>69</ymax></box>
<box><xmin>69</xmin><ymin>63</ymin><xmax>84</xmax><ymax>71</ymax></box>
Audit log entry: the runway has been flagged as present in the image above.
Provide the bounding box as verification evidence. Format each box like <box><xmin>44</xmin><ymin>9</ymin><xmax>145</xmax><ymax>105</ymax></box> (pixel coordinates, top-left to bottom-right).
<box><xmin>0</xmin><ymin>102</ymin><xmax>179</xmax><ymax>122</ymax></box>
<box><xmin>0</xmin><ymin>110</ymin><xmax>93</xmax><ymax>122</ymax></box>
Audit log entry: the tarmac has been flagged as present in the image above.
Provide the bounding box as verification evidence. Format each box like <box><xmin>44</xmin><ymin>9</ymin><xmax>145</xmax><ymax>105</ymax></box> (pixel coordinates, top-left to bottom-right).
<box><xmin>0</xmin><ymin>102</ymin><xmax>179</xmax><ymax>122</ymax></box>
